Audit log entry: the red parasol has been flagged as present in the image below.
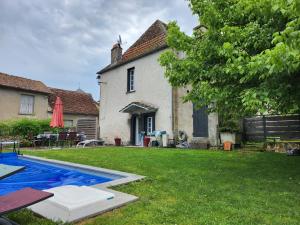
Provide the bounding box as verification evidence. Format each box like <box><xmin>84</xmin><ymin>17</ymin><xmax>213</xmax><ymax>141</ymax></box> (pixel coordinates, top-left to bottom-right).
<box><xmin>50</xmin><ymin>97</ymin><xmax>64</xmax><ymax>128</ymax></box>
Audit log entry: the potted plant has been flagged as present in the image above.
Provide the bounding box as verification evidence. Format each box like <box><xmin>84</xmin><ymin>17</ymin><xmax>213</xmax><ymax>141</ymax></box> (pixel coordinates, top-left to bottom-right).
<box><xmin>114</xmin><ymin>137</ymin><xmax>121</xmax><ymax>146</ymax></box>
<box><xmin>218</xmin><ymin>117</ymin><xmax>241</xmax><ymax>145</ymax></box>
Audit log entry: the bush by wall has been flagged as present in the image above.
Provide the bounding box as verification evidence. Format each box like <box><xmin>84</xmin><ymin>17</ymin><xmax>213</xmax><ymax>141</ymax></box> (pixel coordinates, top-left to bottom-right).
<box><xmin>0</xmin><ymin>118</ymin><xmax>55</xmax><ymax>139</ymax></box>
<box><xmin>0</xmin><ymin>122</ymin><xmax>12</xmax><ymax>137</ymax></box>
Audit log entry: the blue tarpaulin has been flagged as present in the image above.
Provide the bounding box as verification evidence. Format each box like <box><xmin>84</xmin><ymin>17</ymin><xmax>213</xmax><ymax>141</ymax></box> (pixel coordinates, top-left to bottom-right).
<box><xmin>0</xmin><ymin>153</ymin><xmax>112</xmax><ymax>196</ymax></box>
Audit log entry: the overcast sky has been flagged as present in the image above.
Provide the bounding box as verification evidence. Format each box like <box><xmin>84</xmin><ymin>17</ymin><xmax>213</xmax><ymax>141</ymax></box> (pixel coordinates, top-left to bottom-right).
<box><xmin>0</xmin><ymin>0</ymin><xmax>198</xmax><ymax>100</ymax></box>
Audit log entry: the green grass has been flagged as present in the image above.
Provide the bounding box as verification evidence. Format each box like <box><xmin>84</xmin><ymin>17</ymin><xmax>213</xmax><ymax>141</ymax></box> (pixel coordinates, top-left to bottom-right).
<box><xmin>7</xmin><ymin>147</ymin><xmax>300</xmax><ymax>225</ymax></box>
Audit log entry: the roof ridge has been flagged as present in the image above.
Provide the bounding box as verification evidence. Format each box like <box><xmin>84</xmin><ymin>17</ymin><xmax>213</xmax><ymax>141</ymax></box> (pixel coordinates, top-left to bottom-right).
<box><xmin>0</xmin><ymin>72</ymin><xmax>51</xmax><ymax>94</ymax></box>
<box><xmin>123</xmin><ymin>19</ymin><xmax>167</xmax><ymax>55</ymax></box>
<box><xmin>49</xmin><ymin>87</ymin><xmax>87</xmax><ymax>94</ymax></box>
<box><xmin>156</xmin><ymin>19</ymin><xmax>167</xmax><ymax>33</ymax></box>
<box><xmin>49</xmin><ymin>88</ymin><xmax>98</xmax><ymax>115</ymax></box>
<box><xmin>0</xmin><ymin>72</ymin><xmax>45</xmax><ymax>84</ymax></box>
<box><xmin>97</xmin><ymin>19</ymin><xmax>168</xmax><ymax>74</ymax></box>
<box><xmin>49</xmin><ymin>87</ymin><xmax>95</xmax><ymax>102</ymax></box>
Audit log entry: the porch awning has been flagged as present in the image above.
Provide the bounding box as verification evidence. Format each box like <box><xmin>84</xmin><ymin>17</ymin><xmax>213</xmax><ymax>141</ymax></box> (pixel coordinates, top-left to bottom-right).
<box><xmin>119</xmin><ymin>102</ymin><xmax>158</xmax><ymax>114</ymax></box>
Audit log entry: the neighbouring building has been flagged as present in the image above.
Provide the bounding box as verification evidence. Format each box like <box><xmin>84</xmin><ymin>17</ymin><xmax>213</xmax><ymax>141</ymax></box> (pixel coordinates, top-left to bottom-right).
<box><xmin>0</xmin><ymin>72</ymin><xmax>51</xmax><ymax>120</ymax></box>
<box><xmin>97</xmin><ymin>20</ymin><xmax>219</xmax><ymax>147</ymax></box>
<box><xmin>0</xmin><ymin>72</ymin><xmax>99</xmax><ymax>139</ymax></box>
<box><xmin>48</xmin><ymin>88</ymin><xmax>99</xmax><ymax>139</ymax></box>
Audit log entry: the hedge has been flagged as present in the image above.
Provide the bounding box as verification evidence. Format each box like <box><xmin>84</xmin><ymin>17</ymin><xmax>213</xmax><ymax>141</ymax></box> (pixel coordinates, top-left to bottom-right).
<box><xmin>0</xmin><ymin>118</ymin><xmax>57</xmax><ymax>138</ymax></box>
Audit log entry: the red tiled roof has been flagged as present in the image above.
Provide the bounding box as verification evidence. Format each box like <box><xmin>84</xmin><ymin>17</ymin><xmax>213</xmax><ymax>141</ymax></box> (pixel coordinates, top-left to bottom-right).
<box><xmin>0</xmin><ymin>72</ymin><xmax>51</xmax><ymax>94</ymax></box>
<box><xmin>49</xmin><ymin>88</ymin><xmax>99</xmax><ymax>116</ymax></box>
<box><xmin>122</xmin><ymin>34</ymin><xmax>166</xmax><ymax>61</ymax></box>
<box><xmin>98</xmin><ymin>20</ymin><xmax>168</xmax><ymax>74</ymax></box>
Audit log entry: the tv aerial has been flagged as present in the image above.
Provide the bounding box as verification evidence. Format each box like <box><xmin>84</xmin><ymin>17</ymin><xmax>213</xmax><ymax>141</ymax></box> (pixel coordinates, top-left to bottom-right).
<box><xmin>117</xmin><ymin>35</ymin><xmax>127</xmax><ymax>46</ymax></box>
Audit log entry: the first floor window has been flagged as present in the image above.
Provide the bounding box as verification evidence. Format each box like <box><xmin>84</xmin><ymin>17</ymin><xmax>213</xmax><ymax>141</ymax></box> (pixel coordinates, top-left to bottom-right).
<box><xmin>146</xmin><ymin>116</ymin><xmax>153</xmax><ymax>135</ymax></box>
<box><xmin>127</xmin><ymin>67</ymin><xmax>135</xmax><ymax>92</ymax></box>
<box><xmin>20</xmin><ymin>94</ymin><xmax>34</xmax><ymax>115</ymax></box>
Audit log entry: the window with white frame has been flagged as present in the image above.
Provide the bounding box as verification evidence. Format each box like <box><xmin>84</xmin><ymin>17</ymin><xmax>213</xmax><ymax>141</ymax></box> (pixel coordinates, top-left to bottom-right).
<box><xmin>19</xmin><ymin>94</ymin><xmax>34</xmax><ymax>115</ymax></box>
<box><xmin>127</xmin><ymin>67</ymin><xmax>135</xmax><ymax>92</ymax></box>
<box><xmin>64</xmin><ymin>120</ymin><xmax>74</xmax><ymax>127</ymax></box>
<box><xmin>146</xmin><ymin>116</ymin><xmax>153</xmax><ymax>135</ymax></box>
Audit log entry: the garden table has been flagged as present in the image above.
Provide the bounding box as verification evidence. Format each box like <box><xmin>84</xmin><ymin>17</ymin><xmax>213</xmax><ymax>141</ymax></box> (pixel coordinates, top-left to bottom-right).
<box><xmin>36</xmin><ymin>134</ymin><xmax>58</xmax><ymax>139</ymax></box>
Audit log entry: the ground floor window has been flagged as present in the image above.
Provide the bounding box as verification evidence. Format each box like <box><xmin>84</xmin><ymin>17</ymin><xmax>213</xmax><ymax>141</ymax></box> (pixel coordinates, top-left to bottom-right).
<box><xmin>64</xmin><ymin>120</ymin><xmax>73</xmax><ymax>127</ymax></box>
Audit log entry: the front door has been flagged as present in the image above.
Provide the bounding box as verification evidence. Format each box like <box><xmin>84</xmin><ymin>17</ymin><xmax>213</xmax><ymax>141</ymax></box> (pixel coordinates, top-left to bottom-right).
<box><xmin>193</xmin><ymin>105</ymin><xmax>208</xmax><ymax>137</ymax></box>
<box><xmin>131</xmin><ymin>113</ymin><xmax>155</xmax><ymax>145</ymax></box>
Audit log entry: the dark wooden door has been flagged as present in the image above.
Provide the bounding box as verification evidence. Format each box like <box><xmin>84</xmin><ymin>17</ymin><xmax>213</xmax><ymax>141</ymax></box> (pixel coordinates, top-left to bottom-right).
<box><xmin>193</xmin><ymin>105</ymin><xmax>208</xmax><ymax>137</ymax></box>
<box><xmin>130</xmin><ymin>115</ymin><xmax>136</xmax><ymax>145</ymax></box>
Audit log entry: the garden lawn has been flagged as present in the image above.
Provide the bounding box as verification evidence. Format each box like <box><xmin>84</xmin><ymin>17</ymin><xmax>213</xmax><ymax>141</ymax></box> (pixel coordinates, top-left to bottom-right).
<box><xmin>7</xmin><ymin>148</ymin><xmax>300</xmax><ymax>225</ymax></box>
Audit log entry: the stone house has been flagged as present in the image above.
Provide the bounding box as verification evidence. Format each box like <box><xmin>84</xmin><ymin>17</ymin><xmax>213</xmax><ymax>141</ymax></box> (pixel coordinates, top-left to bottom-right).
<box><xmin>97</xmin><ymin>20</ymin><xmax>219</xmax><ymax>147</ymax></box>
<box><xmin>0</xmin><ymin>72</ymin><xmax>51</xmax><ymax>120</ymax></box>
<box><xmin>0</xmin><ymin>72</ymin><xmax>99</xmax><ymax>139</ymax></box>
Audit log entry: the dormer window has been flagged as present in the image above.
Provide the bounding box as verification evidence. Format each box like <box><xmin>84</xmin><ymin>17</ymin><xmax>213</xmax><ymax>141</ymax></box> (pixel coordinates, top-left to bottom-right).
<box><xmin>127</xmin><ymin>67</ymin><xmax>135</xmax><ymax>93</ymax></box>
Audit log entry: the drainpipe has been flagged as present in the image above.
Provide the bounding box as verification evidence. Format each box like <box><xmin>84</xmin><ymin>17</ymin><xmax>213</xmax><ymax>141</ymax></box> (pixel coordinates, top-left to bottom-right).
<box><xmin>172</xmin><ymin>87</ymin><xmax>179</xmax><ymax>141</ymax></box>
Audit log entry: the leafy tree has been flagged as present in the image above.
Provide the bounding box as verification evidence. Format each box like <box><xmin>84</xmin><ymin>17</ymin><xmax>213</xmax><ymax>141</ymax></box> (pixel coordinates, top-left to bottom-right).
<box><xmin>159</xmin><ymin>0</ymin><xmax>300</xmax><ymax>118</ymax></box>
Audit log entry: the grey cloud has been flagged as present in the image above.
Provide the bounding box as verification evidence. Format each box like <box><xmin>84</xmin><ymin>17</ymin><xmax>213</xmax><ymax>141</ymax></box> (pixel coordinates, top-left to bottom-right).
<box><xmin>0</xmin><ymin>0</ymin><xmax>198</xmax><ymax>100</ymax></box>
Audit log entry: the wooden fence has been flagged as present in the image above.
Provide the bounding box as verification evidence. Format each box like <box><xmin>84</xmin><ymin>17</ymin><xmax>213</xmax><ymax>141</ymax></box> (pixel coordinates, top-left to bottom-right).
<box><xmin>243</xmin><ymin>114</ymin><xmax>300</xmax><ymax>141</ymax></box>
<box><xmin>77</xmin><ymin>118</ymin><xmax>98</xmax><ymax>140</ymax></box>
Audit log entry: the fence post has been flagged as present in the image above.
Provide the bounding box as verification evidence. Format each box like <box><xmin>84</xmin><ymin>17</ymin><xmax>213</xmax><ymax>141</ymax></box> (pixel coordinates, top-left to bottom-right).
<box><xmin>263</xmin><ymin>116</ymin><xmax>267</xmax><ymax>141</ymax></box>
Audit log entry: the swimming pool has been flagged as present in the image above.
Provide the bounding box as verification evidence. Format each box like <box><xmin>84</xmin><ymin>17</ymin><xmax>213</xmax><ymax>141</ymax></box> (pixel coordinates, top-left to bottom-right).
<box><xmin>0</xmin><ymin>153</ymin><xmax>118</xmax><ymax>196</ymax></box>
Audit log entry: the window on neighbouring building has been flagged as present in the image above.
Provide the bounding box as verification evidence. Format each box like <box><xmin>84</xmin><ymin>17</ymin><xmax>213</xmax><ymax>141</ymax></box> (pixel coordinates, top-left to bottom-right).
<box><xmin>64</xmin><ymin>120</ymin><xmax>74</xmax><ymax>127</ymax></box>
<box><xmin>19</xmin><ymin>94</ymin><xmax>34</xmax><ymax>115</ymax></box>
<box><xmin>127</xmin><ymin>67</ymin><xmax>135</xmax><ymax>92</ymax></box>
<box><xmin>146</xmin><ymin>116</ymin><xmax>153</xmax><ymax>135</ymax></box>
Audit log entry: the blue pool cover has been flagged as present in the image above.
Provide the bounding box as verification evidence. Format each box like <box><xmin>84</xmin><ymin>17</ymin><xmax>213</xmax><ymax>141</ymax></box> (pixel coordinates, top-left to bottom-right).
<box><xmin>0</xmin><ymin>153</ymin><xmax>113</xmax><ymax>196</ymax></box>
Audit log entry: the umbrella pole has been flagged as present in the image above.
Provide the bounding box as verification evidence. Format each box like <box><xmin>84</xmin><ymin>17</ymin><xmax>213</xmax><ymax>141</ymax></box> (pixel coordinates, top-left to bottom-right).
<box><xmin>57</xmin><ymin>130</ymin><xmax>59</xmax><ymax>148</ymax></box>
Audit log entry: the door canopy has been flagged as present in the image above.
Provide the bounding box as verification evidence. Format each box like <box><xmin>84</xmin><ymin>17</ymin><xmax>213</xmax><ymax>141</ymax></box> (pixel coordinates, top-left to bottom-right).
<box><xmin>119</xmin><ymin>102</ymin><xmax>157</xmax><ymax>114</ymax></box>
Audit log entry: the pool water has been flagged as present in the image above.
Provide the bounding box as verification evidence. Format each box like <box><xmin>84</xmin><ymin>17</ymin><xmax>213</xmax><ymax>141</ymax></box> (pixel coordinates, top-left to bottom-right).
<box><xmin>0</xmin><ymin>153</ymin><xmax>113</xmax><ymax>196</ymax></box>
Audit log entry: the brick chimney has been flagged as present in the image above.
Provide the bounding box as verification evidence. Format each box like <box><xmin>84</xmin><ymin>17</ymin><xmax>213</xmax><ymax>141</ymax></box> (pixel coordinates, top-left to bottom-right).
<box><xmin>111</xmin><ymin>43</ymin><xmax>122</xmax><ymax>64</ymax></box>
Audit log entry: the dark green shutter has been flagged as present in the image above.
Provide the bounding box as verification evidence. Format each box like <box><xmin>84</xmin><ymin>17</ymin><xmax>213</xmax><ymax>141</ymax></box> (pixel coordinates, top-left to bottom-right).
<box><xmin>127</xmin><ymin>69</ymin><xmax>130</xmax><ymax>92</ymax></box>
<box><xmin>193</xmin><ymin>105</ymin><xmax>208</xmax><ymax>137</ymax></box>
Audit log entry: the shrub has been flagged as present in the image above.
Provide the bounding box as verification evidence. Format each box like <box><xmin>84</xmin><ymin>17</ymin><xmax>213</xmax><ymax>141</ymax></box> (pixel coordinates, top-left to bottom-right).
<box><xmin>0</xmin><ymin>122</ymin><xmax>12</xmax><ymax>137</ymax></box>
<box><xmin>13</xmin><ymin>118</ymin><xmax>55</xmax><ymax>138</ymax></box>
<box><xmin>0</xmin><ymin>118</ymin><xmax>56</xmax><ymax>139</ymax></box>
<box><xmin>218</xmin><ymin>113</ymin><xmax>241</xmax><ymax>133</ymax></box>
<box><xmin>20</xmin><ymin>138</ymin><xmax>33</xmax><ymax>147</ymax></box>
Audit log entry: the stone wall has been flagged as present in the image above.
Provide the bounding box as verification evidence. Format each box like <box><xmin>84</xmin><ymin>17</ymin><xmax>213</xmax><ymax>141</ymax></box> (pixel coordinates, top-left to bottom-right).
<box><xmin>265</xmin><ymin>142</ymin><xmax>300</xmax><ymax>153</ymax></box>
